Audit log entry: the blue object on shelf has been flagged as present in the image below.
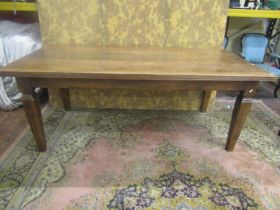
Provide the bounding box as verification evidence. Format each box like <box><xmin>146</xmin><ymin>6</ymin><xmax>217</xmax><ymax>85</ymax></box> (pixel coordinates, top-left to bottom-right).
<box><xmin>241</xmin><ymin>33</ymin><xmax>268</xmax><ymax>63</ymax></box>
<box><xmin>230</xmin><ymin>0</ymin><xmax>241</xmax><ymax>8</ymax></box>
<box><xmin>241</xmin><ymin>33</ymin><xmax>280</xmax><ymax>97</ymax></box>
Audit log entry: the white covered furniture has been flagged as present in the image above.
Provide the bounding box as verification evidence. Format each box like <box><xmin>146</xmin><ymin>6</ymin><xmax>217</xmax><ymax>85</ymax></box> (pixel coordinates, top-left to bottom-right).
<box><xmin>0</xmin><ymin>20</ymin><xmax>41</xmax><ymax>110</ymax></box>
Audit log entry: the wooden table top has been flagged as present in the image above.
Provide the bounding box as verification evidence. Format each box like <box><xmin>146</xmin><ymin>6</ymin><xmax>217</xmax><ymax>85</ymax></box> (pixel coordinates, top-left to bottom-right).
<box><xmin>0</xmin><ymin>46</ymin><xmax>276</xmax><ymax>82</ymax></box>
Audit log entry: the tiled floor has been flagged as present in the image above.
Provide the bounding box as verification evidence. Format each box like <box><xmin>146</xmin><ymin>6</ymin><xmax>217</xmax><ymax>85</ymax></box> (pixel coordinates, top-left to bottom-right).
<box><xmin>0</xmin><ymin>82</ymin><xmax>279</xmax><ymax>157</ymax></box>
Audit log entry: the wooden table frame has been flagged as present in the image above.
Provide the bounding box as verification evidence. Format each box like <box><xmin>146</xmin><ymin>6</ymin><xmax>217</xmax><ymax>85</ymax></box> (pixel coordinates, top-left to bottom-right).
<box><xmin>16</xmin><ymin>77</ymin><xmax>258</xmax><ymax>152</ymax></box>
<box><xmin>1</xmin><ymin>46</ymin><xmax>275</xmax><ymax>153</ymax></box>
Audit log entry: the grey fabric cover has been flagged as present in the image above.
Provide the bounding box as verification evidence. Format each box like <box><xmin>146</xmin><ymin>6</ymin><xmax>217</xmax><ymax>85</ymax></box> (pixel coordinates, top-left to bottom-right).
<box><xmin>0</xmin><ymin>21</ymin><xmax>41</xmax><ymax>110</ymax></box>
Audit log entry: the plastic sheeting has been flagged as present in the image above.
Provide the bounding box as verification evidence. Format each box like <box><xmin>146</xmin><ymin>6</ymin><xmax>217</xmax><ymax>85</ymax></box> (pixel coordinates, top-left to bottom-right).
<box><xmin>0</xmin><ymin>21</ymin><xmax>41</xmax><ymax>110</ymax></box>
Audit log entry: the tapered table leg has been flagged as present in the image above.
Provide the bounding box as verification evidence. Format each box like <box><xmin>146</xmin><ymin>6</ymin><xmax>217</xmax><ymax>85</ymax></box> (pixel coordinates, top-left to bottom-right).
<box><xmin>201</xmin><ymin>90</ymin><xmax>213</xmax><ymax>112</ymax></box>
<box><xmin>226</xmin><ymin>88</ymin><xmax>256</xmax><ymax>151</ymax></box>
<box><xmin>60</xmin><ymin>88</ymin><xmax>70</xmax><ymax>110</ymax></box>
<box><xmin>17</xmin><ymin>78</ymin><xmax>46</xmax><ymax>152</ymax></box>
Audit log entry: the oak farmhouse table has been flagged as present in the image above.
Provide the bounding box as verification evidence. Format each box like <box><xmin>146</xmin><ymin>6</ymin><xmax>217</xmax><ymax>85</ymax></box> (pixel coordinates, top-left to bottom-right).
<box><xmin>0</xmin><ymin>46</ymin><xmax>276</xmax><ymax>152</ymax></box>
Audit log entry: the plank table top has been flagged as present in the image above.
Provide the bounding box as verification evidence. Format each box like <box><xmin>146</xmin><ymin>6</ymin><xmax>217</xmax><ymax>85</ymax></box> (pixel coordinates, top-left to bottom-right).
<box><xmin>0</xmin><ymin>46</ymin><xmax>276</xmax><ymax>82</ymax></box>
<box><xmin>0</xmin><ymin>46</ymin><xmax>277</xmax><ymax>153</ymax></box>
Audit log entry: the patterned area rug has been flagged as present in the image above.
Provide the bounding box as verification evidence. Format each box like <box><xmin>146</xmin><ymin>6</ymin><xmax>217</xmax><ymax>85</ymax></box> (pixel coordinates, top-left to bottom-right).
<box><xmin>0</xmin><ymin>100</ymin><xmax>280</xmax><ymax>210</ymax></box>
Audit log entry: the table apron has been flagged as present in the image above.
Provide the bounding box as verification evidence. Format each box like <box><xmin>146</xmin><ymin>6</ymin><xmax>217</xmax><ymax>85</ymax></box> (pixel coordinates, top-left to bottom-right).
<box><xmin>15</xmin><ymin>77</ymin><xmax>259</xmax><ymax>152</ymax></box>
<box><xmin>27</xmin><ymin>78</ymin><xmax>259</xmax><ymax>92</ymax></box>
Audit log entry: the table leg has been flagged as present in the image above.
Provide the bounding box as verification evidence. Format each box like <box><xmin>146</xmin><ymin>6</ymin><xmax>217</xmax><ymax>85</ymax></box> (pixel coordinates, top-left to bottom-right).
<box><xmin>17</xmin><ymin>78</ymin><xmax>46</xmax><ymax>152</ymax></box>
<box><xmin>226</xmin><ymin>90</ymin><xmax>254</xmax><ymax>151</ymax></box>
<box><xmin>274</xmin><ymin>79</ymin><xmax>280</xmax><ymax>98</ymax></box>
<box><xmin>201</xmin><ymin>90</ymin><xmax>213</xmax><ymax>112</ymax></box>
<box><xmin>60</xmin><ymin>88</ymin><xmax>70</xmax><ymax>110</ymax></box>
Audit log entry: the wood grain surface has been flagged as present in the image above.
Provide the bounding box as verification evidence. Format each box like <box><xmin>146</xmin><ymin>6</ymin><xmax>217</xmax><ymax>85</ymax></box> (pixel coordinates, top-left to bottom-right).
<box><xmin>0</xmin><ymin>46</ymin><xmax>276</xmax><ymax>152</ymax></box>
<box><xmin>0</xmin><ymin>46</ymin><xmax>276</xmax><ymax>81</ymax></box>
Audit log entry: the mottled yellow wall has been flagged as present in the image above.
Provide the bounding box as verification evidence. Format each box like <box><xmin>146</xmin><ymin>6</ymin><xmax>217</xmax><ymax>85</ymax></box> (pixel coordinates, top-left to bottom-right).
<box><xmin>49</xmin><ymin>89</ymin><xmax>203</xmax><ymax>111</ymax></box>
<box><xmin>38</xmin><ymin>0</ymin><xmax>102</xmax><ymax>46</ymax></box>
<box><xmin>102</xmin><ymin>0</ymin><xmax>166</xmax><ymax>47</ymax></box>
<box><xmin>37</xmin><ymin>0</ymin><xmax>229</xmax><ymax>110</ymax></box>
<box><xmin>38</xmin><ymin>0</ymin><xmax>229</xmax><ymax>48</ymax></box>
<box><xmin>166</xmin><ymin>0</ymin><xmax>229</xmax><ymax>48</ymax></box>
